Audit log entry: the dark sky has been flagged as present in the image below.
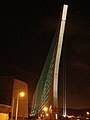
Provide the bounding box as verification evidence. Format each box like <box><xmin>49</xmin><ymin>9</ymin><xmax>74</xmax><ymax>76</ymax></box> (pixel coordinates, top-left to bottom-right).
<box><xmin>0</xmin><ymin>0</ymin><xmax>90</xmax><ymax>109</ymax></box>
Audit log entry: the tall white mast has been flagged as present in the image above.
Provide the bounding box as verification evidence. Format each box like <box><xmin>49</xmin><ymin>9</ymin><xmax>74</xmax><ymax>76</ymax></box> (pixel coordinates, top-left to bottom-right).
<box><xmin>53</xmin><ymin>4</ymin><xmax>68</xmax><ymax>110</ymax></box>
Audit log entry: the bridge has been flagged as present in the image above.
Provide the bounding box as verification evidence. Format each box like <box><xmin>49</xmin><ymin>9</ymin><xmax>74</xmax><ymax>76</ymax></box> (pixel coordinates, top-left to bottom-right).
<box><xmin>30</xmin><ymin>4</ymin><xmax>68</xmax><ymax>120</ymax></box>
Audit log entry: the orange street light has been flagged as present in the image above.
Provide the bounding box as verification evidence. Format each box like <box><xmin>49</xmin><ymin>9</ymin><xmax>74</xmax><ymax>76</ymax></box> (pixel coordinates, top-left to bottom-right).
<box><xmin>15</xmin><ymin>91</ymin><xmax>25</xmax><ymax>120</ymax></box>
<box><xmin>20</xmin><ymin>92</ymin><xmax>25</xmax><ymax>97</ymax></box>
<box><xmin>86</xmin><ymin>112</ymin><xmax>89</xmax><ymax>115</ymax></box>
<box><xmin>43</xmin><ymin>107</ymin><xmax>48</xmax><ymax>112</ymax></box>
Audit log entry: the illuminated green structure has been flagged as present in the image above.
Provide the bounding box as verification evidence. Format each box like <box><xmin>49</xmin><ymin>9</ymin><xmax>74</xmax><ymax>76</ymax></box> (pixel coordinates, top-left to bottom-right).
<box><xmin>30</xmin><ymin>25</ymin><xmax>59</xmax><ymax>116</ymax></box>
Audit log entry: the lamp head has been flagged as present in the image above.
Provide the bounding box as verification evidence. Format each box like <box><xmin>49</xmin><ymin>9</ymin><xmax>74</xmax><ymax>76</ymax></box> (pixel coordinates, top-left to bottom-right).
<box><xmin>19</xmin><ymin>92</ymin><xmax>25</xmax><ymax>97</ymax></box>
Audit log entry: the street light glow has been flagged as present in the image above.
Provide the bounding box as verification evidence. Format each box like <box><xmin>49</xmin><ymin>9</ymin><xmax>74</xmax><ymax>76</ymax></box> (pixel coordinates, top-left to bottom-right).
<box><xmin>86</xmin><ymin>112</ymin><xmax>89</xmax><ymax>115</ymax></box>
<box><xmin>46</xmin><ymin>113</ymin><xmax>49</xmax><ymax>116</ymax></box>
<box><xmin>19</xmin><ymin>92</ymin><xmax>25</xmax><ymax>97</ymax></box>
<box><xmin>43</xmin><ymin>107</ymin><xmax>48</xmax><ymax>112</ymax></box>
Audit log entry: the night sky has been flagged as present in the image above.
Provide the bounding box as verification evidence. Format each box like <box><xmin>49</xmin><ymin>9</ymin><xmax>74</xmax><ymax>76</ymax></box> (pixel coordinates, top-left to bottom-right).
<box><xmin>0</xmin><ymin>0</ymin><xmax>90</xmax><ymax>109</ymax></box>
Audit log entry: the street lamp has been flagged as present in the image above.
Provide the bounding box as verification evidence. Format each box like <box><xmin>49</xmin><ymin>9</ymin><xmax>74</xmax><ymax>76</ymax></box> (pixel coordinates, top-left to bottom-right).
<box><xmin>86</xmin><ymin>112</ymin><xmax>89</xmax><ymax>115</ymax></box>
<box><xmin>43</xmin><ymin>107</ymin><xmax>48</xmax><ymax>112</ymax></box>
<box><xmin>15</xmin><ymin>91</ymin><xmax>25</xmax><ymax>120</ymax></box>
<box><xmin>20</xmin><ymin>92</ymin><xmax>25</xmax><ymax>97</ymax></box>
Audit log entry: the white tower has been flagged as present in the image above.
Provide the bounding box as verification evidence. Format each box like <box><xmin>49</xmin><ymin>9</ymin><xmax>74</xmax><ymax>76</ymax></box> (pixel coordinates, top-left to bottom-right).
<box><xmin>53</xmin><ymin>4</ymin><xmax>68</xmax><ymax>119</ymax></box>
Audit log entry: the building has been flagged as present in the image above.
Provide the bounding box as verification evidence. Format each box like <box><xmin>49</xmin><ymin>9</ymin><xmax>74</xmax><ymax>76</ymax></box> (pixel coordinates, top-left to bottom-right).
<box><xmin>0</xmin><ymin>77</ymin><xmax>28</xmax><ymax>120</ymax></box>
<box><xmin>0</xmin><ymin>104</ymin><xmax>11</xmax><ymax>120</ymax></box>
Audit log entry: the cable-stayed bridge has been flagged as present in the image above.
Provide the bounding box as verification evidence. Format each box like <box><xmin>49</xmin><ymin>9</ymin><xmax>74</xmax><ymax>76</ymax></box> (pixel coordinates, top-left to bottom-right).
<box><xmin>30</xmin><ymin>4</ymin><xmax>68</xmax><ymax>120</ymax></box>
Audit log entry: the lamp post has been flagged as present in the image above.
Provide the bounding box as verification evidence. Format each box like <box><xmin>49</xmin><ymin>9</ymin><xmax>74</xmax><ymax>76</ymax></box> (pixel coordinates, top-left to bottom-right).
<box><xmin>15</xmin><ymin>92</ymin><xmax>25</xmax><ymax>120</ymax></box>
